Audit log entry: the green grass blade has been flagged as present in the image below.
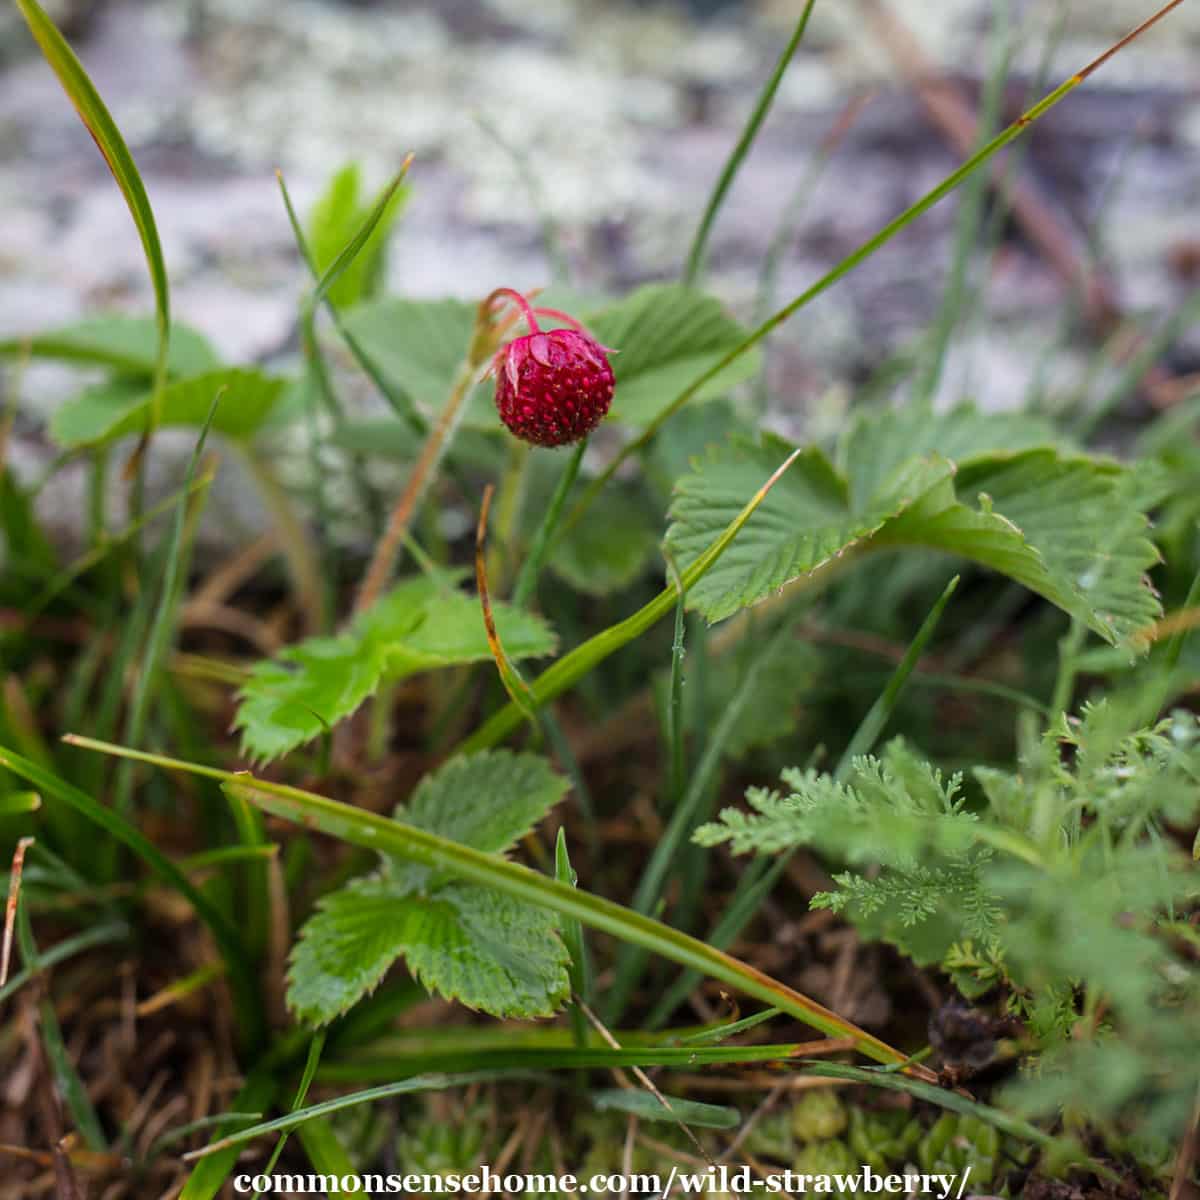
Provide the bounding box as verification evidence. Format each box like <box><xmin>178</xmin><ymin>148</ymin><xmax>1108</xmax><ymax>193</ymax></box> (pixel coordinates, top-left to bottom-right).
<box><xmin>107</xmin><ymin>396</ymin><xmax>219</xmax><ymax>885</ymax></box>
<box><xmin>276</xmin><ymin>169</ymin><xmax>427</xmax><ymax>435</ymax></box>
<box><xmin>26</xmin><ymin>468</ymin><xmax>214</xmax><ymax>620</ymax></box>
<box><xmin>224</xmin><ymin>777</ymin><xmax>914</xmax><ymax>1068</ymax></box>
<box><xmin>555</xmin><ymin>827</ymin><xmax>591</xmax><ymax>1001</ymax></box>
<box><xmin>295</xmin><ymin>1118</ymin><xmax>357</xmax><ymax>1198</ymax></box>
<box><xmin>591</xmin><ymin>1090</ymin><xmax>738</xmax><ymax>1129</ymax></box>
<box><xmin>835</xmin><ymin>575</ymin><xmax>959</xmax><ymax>775</ymax></box>
<box><xmin>185</xmin><ymin>1073</ymin><xmax>505</xmax><ymax>1160</ymax></box>
<box><xmin>147</xmin><ymin>1113</ymin><xmax>267</xmax><ymax>1160</ymax></box>
<box><xmin>678</xmin><ymin>1006</ymin><xmax>781</xmax><ymax>1046</ymax></box>
<box><xmin>224</xmin><ymin>786</ymin><xmax>270</xmax><ymax>961</ymax></box>
<box><xmin>555</xmin><ymin>827</ymin><xmax>591</xmax><ymax>1050</ymax></box>
<box><xmin>14</xmin><ymin>0</ymin><xmax>170</xmax><ymax>421</ymax></box>
<box><xmin>794</xmin><ymin>1061</ymin><xmax>1104</xmax><ymax>1170</ymax></box>
<box><xmin>0</xmin><ymin>790</ymin><xmax>41</xmax><ymax>816</ymax></box>
<box><xmin>665</xmin><ymin>554</ymin><xmax>688</xmax><ymax>810</ymax></box>
<box><xmin>254</xmin><ymin>1032</ymin><xmax>326</xmax><ymax>1197</ymax></box>
<box><xmin>460</xmin><ymin>448</ymin><xmax>805</xmax><ymax>754</ymax></box>
<box><xmin>684</xmin><ymin>0</ymin><xmax>817</xmax><ymax>284</ymax></box>
<box><xmin>315</xmin><ymin>1040</ymin><xmax>862</xmax><ymax>1082</ymax></box>
<box><xmin>564</xmin><ymin>1</ymin><xmax>1184</xmax><ymax>534</ymax></box>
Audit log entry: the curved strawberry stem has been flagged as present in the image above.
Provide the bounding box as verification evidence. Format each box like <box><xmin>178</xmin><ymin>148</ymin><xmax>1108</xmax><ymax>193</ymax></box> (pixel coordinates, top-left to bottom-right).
<box><xmin>485</xmin><ymin>286</ymin><xmax>541</xmax><ymax>334</ymax></box>
<box><xmin>532</xmin><ymin>306</ymin><xmax>585</xmax><ymax>332</ymax></box>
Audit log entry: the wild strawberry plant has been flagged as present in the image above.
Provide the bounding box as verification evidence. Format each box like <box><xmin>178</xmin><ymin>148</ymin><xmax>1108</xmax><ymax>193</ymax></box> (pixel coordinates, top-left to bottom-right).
<box><xmin>1</xmin><ymin>0</ymin><xmax>1197</xmax><ymax>1196</ymax></box>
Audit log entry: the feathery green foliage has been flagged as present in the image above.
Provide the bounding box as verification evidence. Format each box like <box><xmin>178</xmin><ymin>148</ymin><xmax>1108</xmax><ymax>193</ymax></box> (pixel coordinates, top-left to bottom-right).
<box><xmin>698</xmin><ymin>706</ymin><xmax>1200</xmax><ymax>1144</ymax></box>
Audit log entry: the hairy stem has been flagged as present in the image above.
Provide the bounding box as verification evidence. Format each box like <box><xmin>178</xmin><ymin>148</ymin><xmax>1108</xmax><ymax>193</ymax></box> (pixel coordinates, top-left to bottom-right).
<box><xmin>353</xmin><ymin>360</ymin><xmax>475</xmax><ymax>617</ymax></box>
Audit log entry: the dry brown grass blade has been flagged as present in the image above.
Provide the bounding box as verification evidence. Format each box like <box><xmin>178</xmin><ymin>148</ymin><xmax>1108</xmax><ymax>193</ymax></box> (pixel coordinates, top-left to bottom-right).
<box><xmin>2</xmin><ymin>836</ymin><xmax>35</xmax><ymax>988</ymax></box>
<box><xmin>475</xmin><ymin>484</ymin><xmax>537</xmax><ymax>721</ymax></box>
<box><xmin>575</xmin><ymin>996</ymin><xmax>715</xmax><ymax>1168</ymax></box>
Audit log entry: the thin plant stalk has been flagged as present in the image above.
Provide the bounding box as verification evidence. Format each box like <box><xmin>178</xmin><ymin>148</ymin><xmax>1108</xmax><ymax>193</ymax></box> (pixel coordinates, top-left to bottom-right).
<box><xmin>353</xmin><ymin>360</ymin><xmax>476</xmax><ymax>616</ymax></box>
<box><xmin>477</xmin><ymin>486</ymin><xmax>595</xmax><ymax>827</ymax></box>
<box><xmin>512</xmin><ymin>439</ymin><xmax>586</xmax><ymax>607</ymax></box>
<box><xmin>912</xmin><ymin>0</ymin><xmax>1012</xmax><ymax>410</ymax></box>
<box><xmin>684</xmin><ymin>0</ymin><xmax>819</xmax><ymax>285</ymax></box>
<box><xmin>235</xmin><ymin>446</ymin><xmax>326</xmax><ymax>635</ymax></box>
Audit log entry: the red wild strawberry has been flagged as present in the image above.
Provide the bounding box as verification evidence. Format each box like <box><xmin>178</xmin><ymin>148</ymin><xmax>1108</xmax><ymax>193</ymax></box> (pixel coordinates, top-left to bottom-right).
<box><xmin>485</xmin><ymin>288</ymin><xmax>615</xmax><ymax>448</ymax></box>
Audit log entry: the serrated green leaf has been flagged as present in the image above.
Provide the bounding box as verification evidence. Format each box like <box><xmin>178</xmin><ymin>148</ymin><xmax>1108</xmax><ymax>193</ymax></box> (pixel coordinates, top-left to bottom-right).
<box><xmin>396</xmin><ymin>884</ymin><xmax>568</xmax><ymax>1018</ymax></box>
<box><xmin>288</xmin><ymin>877</ymin><xmax>568</xmax><ymax>1024</ymax></box>
<box><xmin>873</xmin><ymin>450</ymin><xmax>1161</xmax><ymax>644</ymax></box>
<box><xmin>590</xmin><ymin>1089</ymin><xmax>740</xmax><ymax>1129</ymax></box>
<box><xmin>393</xmin><ymin>751</ymin><xmax>567</xmax><ymax>860</ymax></box>
<box><xmin>953</xmin><ymin>454</ymin><xmax>1162</xmax><ymax>644</ymax></box>
<box><xmin>840</xmin><ymin>403</ymin><xmax>1063</xmax><ymax>511</ymax></box>
<box><xmin>588</xmin><ymin>284</ymin><xmax>762</xmax><ymax>426</ymax></box>
<box><xmin>667</xmin><ymin>427</ymin><xmax>1161</xmax><ymax>645</ymax></box>
<box><xmin>365</xmin><ymin>575</ymin><xmax>556</xmax><ymax>674</ymax></box>
<box><xmin>289</xmin><ymin>751</ymin><xmax>567</xmax><ymax>1024</ymax></box>
<box><xmin>234</xmin><ymin>575</ymin><xmax>556</xmax><ymax>763</ymax></box>
<box><xmin>50</xmin><ymin>368</ymin><xmax>286</xmax><ymax>448</ymax></box>
<box><xmin>288</xmin><ymin>876</ymin><xmax>419</xmax><ymax>1025</ymax></box>
<box><xmin>233</xmin><ymin>634</ymin><xmax>391</xmax><ymax>765</ymax></box>
<box><xmin>665</xmin><ymin>434</ymin><xmax>941</xmax><ymax>624</ymax></box>
<box><xmin>0</xmin><ymin>316</ymin><xmax>219</xmax><ymax>377</ymax></box>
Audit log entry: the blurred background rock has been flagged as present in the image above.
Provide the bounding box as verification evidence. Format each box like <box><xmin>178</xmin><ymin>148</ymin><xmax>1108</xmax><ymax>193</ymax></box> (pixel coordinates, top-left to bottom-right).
<box><xmin>1</xmin><ymin>0</ymin><xmax>1197</xmax><ymax>543</ymax></box>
